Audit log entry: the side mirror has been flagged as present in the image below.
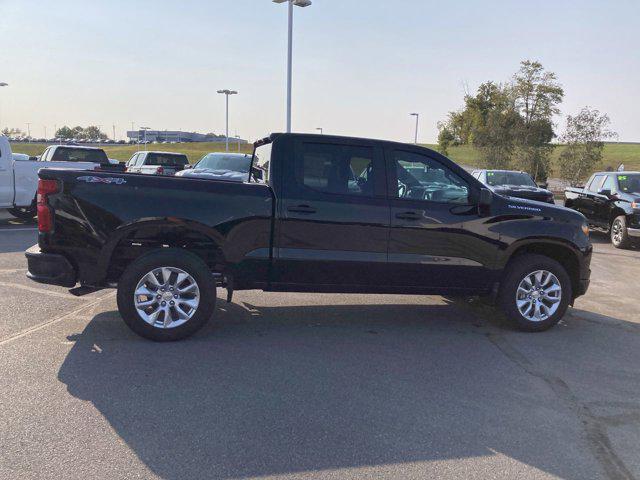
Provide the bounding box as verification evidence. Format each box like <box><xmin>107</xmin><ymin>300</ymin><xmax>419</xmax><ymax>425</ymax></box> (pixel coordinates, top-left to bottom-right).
<box><xmin>599</xmin><ymin>189</ymin><xmax>611</xmax><ymax>197</ymax></box>
<box><xmin>479</xmin><ymin>188</ymin><xmax>492</xmax><ymax>207</ymax></box>
<box><xmin>183</xmin><ymin>164</ymin><xmax>193</xmax><ymax>170</ymax></box>
<box><xmin>538</xmin><ymin>183</ymin><xmax>548</xmax><ymax>189</ymax></box>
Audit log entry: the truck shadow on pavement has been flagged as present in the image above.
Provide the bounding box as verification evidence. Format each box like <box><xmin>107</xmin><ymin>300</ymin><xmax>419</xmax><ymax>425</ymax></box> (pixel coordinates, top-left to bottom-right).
<box><xmin>58</xmin><ymin>300</ymin><xmax>639</xmax><ymax>479</ymax></box>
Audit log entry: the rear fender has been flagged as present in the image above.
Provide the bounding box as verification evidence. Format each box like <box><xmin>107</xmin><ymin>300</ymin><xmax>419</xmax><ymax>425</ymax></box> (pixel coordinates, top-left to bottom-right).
<box><xmin>96</xmin><ymin>218</ymin><xmax>225</xmax><ymax>283</ymax></box>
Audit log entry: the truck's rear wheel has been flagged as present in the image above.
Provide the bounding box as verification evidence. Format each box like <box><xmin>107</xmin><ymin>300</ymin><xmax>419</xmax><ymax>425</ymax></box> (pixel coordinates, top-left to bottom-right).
<box><xmin>611</xmin><ymin>215</ymin><xmax>631</xmax><ymax>249</ymax></box>
<box><xmin>116</xmin><ymin>249</ymin><xmax>216</xmax><ymax>341</ymax></box>
<box><xmin>499</xmin><ymin>254</ymin><xmax>572</xmax><ymax>332</ymax></box>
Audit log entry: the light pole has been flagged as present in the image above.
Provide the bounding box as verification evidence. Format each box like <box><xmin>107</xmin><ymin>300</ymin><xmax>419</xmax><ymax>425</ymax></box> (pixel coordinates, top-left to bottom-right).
<box><xmin>217</xmin><ymin>89</ymin><xmax>237</xmax><ymax>152</ymax></box>
<box><xmin>140</xmin><ymin>126</ymin><xmax>150</xmax><ymax>151</ymax></box>
<box><xmin>410</xmin><ymin>113</ymin><xmax>420</xmax><ymax>144</ymax></box>
<box><xmin>273</xmin><ymin>0</ymin><xmax>312</xmax><ymax>133</ymax></box>
<box><xmin>316</xmin><ymin>127</ymin><xmax>323</xmax><ymax>134</ymax></box>
<box><xmin>235</xmin><ymin>135</ymin><xmax>241</xmax><ymax>152</ymax></box>
<box><xmin>26</xmin><ymin>123</ymin><xmax>31</xmax><ymax>140</ymax></box>
<box><xmin>0</xmin><ymin>83</ymin><xmax>7</xmax><ymax>131</ymax></box>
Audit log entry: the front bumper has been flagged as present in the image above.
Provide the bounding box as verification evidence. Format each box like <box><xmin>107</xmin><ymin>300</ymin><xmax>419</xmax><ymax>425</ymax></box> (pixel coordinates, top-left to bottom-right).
<box><xmin>25</xmin><ymin>245</ymin><xmax>77</xmax><ymax>288</ymax></box>
<box><xmin>627</xmin><ymin>227</ymin><xmax>640</xmax><ymax>238</ymax></box>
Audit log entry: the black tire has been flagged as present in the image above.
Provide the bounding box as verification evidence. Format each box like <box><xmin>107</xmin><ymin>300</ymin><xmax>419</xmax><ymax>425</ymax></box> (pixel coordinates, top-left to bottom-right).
<box><xmin>8</xmin><ymin>205</ymin><xmax>36</xmax><ymax>220</ymax></box>
<box><xmin>610</xmin><ymin>215</ymin><xmax>631</xmax><ymax>249</ymax></box>
<box><xmin>116</xmin><ymin>249</ymin><xmax>216</xmax><ymax>341</ymax></box>
<box><xmin>499</xmin><ymin>254</ymin><xmax>572</xmax><ymax>332</ymax></box>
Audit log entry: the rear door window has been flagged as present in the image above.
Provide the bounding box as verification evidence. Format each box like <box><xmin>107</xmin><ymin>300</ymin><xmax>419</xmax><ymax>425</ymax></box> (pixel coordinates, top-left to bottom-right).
<box><xmin>296</xmin><ymin>143</ymin><xmax>381</xmax><ymax>197</ymax></box>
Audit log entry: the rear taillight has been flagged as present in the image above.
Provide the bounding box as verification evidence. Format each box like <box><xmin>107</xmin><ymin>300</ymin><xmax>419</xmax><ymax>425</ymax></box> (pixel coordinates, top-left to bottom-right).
<box><xmin>156</xmin><ymin>166</ymin><xmax>164</xmax><ymax>175</ymax></box>
<box><xmin>37</xmin><ymin>179</ymin><xmax>59</xmax><ymax>233</ymax></box>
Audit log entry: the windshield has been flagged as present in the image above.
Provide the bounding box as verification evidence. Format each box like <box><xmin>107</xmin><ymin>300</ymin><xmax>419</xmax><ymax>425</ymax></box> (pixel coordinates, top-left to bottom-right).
<box><xmin>617</xmin><ymin>174</ymin><xmax>640</xmax><ymax>194</ymax></box>
<box><xmin>146</xmin><ymin>153</ymin><xmax>188</xmax><ymax>166</ymax></box>
<box><xmin>195</xmin><ymin>153</ymin><xmax>251</xmax><ymax>173</ymax></box>
<box><xmin>486</xmin><ymin>171</ymin><xmax>536</xmax><ymax>187</ymax></box>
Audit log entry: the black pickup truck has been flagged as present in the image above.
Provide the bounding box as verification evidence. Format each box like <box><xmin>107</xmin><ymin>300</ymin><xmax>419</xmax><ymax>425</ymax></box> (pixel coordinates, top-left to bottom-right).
<box><xmin>26</xmin><ymin>133</ymin><xmax>592</xmax><ymax>341</ymax></box>
<box><xmin>565</xmin><ymin>171</ymin><xmax>640</xmax><ymax>248</ymax></box>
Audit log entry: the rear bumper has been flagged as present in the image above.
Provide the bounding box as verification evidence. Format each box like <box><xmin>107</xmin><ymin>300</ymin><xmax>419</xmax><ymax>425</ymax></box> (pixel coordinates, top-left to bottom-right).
<box><xmin>25</xmin><ymin>245</ymin><xmax>77</xmax><ymax>288</ymax></box>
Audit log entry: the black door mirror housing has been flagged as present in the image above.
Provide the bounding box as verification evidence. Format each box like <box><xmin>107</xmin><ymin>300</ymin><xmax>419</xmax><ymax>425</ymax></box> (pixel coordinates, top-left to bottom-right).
<box><xmin>538</xmin><ymin>183</ymin><xmax>548</xmax><ymax>189</ymax></box>
<box><xmin>479</xmin><ymin>188</ymin><xmax>492</xmax><ymax>206</ymax></box>
<box><xmin>599</xmin><ymin>189</ymin><xmax>611</xmax><ymax>197</ymax></box>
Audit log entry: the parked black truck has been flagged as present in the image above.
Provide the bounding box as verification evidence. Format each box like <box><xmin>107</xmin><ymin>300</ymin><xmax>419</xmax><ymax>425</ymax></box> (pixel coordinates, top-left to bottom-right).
<box><xmin>26</xmin><ymin>133</ymin><xmax>592</xmax><ymax>341</ymax></box>
<box><xmin>565</xmin><ymin>171</ymin><xmax>640</xmax><ymax>248</ymax></box>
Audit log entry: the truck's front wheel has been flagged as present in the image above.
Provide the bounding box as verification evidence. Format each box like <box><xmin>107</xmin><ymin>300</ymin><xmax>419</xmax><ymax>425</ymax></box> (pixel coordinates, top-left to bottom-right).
<box><xmin>8</xmin><ymin>205</ymin><xmax>36</xmax><ymax>220</ymax></box>
<box><xmin>611</xmin><ymin>215</ymin><xmax>631</xmax><ymax>249</ymax></box>
<box><xmin>116</xmin><ymin>249</ymin><xmax>216</xmax><ymax>341</ymax></box>
<box><xmin>499</xmin><ymin>254</ymin><xmax>572</xmax><ymax>332</ymax></box>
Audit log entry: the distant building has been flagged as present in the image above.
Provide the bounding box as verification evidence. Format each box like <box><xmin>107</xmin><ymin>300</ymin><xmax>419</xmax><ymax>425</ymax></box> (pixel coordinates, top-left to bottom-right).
<box><xmin>126</xmin><ymin>130</ymin><xmax>248</xmax><ymax>144</ymax></box>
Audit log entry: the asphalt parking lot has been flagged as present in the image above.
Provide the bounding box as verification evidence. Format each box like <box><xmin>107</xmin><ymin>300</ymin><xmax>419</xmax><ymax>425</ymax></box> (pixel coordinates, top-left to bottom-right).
<box><xmin>0</xmin><ymin>211</ymin><xmax>638</xmax><ymax>480</ymax></box>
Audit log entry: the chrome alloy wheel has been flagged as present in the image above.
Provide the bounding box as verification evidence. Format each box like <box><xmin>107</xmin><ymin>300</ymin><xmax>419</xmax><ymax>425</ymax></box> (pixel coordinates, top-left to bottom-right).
<box><xmin>133</xmin><ymin>267</ymin><xmax>200</xmax><ymax>329</ymax></box>
<box><xmin>515</xmin><ymin>270</ymin><xmax>562</xmax><ymax>322</ymax></box>
<box><xmin>612</xmin><ymin>219</ymin><xmax>623</xmax><ymax>245</ymax></box>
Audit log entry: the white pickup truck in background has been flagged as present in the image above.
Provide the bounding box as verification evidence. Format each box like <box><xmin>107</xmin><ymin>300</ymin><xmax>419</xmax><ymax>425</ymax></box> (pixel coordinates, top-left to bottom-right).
<box><xmin>0</xmin><ymin>135</ymin><xmax>122</xmax><ymax>219</ymax></box>
<box><xmin>125</xmin><ymin>151</ymin><xmax>189</xmax><ymax>176</ymax></box>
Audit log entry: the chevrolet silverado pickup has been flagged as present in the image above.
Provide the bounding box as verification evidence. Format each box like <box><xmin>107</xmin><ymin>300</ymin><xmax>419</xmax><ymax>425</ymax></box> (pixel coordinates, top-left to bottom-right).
<box><xmin>565</xmin><ymin>171</ymin><xmax>640</xmax><ymax>248</ymax></box>
<box><xmin>26</xmin><ymin>133</ymin><xmax>592</xmax><ymax>341</ymax></box>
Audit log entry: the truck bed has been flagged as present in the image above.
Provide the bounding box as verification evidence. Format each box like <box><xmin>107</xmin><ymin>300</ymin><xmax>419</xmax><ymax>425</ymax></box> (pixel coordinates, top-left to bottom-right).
<box><xmin>38</xmin><ymin>168</ymin><xmax>275</xmax><ymax>288</ymax></box>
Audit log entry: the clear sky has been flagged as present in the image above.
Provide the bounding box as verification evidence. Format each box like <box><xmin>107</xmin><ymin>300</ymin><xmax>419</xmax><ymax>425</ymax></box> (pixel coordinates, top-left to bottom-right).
<box><xmin>1</xmin><ymin>0</ymin><xmax>638</xmax><ymax>143</ymax></box>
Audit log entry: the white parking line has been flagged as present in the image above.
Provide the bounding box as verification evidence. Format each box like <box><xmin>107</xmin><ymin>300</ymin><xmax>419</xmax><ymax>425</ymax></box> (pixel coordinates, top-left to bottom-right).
<box><xmin>0</xmin><ymin>292</ymin><xmax>115</xmax><ymax>346</ymax></box>
<box><xmin>0</xmin><ymin>227</ymin><xmax>38</xmax><ymax>232</ymax></box>
<box><xmin>1</xmin><ymin>282</ymin><xmax>86</xmax><ymax>300</ymax></box>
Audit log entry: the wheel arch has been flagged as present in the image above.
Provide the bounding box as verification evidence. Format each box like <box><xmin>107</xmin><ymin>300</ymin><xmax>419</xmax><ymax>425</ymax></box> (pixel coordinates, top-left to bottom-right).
<box><xmin>504</xmin><ymin>239</ymin><xmax>581</xmax><ymax>300</ymax></box>
<box><xmin>98</xmin><ymin>218</ymin><xmax>226</xmax><ymax>284</ymax></box>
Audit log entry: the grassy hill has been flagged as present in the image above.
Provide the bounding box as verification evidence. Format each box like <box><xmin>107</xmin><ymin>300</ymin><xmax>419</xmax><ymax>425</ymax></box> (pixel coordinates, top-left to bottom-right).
<box><xmin>422</xmin><ymin>142</ymin><xmax>640</xmax><ymax>174</ymax></box>
<box><xmin>10</xmin><ymin>141</ymin><xmax>640</xmax><ymax>174</ymax></box>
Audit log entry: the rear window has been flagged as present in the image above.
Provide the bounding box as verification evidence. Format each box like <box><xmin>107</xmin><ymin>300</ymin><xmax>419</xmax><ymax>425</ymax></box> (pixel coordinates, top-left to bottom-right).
<box><xmin>50</xmin><ymin>148</ymin><xmax>108</xmax><ymax>163</ymax></box>
<box><xmin>486</xmin><ymin>171</ymin><xmax>536</xmax><ymax>187</ymax></box>
<box><xmin>145</xmin><ymin>153</ymin><xmax>189</xmax><ymax>166</ymax></box>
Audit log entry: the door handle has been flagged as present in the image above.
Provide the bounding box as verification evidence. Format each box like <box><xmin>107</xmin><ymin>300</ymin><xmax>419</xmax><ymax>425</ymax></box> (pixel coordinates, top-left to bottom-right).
<box><xmin>287</xmin><ymin>204</ymin><xmax>317</xmax><ymax>214</ymax></box>
<box><xmin>395</xmin><ymin>211</ymin><xmax>421</xmax><ymax>220</ymax></box>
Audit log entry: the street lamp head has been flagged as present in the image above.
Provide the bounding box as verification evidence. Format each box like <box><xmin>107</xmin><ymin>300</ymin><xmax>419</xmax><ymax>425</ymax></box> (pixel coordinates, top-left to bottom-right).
<box><xmin>273</xmin><ymin>0</ymin><xmax>312</xmax><ymax>6</ymax></box>
<box><xmin>217</xmin><ymin>89</ymin><xmax>238</xmax><ymax>95</ymax></box>
<box><xmin>410</xmin><ymin>113</ymin><xmax>419</xmax><ymax>117</ymax></box>
<box><xmin>0</xmin><ymin>82</ymin><xmax>8</xmax><ymax>87</ymax></box>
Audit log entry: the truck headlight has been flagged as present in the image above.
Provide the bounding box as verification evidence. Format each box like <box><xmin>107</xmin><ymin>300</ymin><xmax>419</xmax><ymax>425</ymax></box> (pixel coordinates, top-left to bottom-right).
<box><xmin>581</xmin><ymin>223</ymin><xmax>590</xmax><ymax>237</ymax></box>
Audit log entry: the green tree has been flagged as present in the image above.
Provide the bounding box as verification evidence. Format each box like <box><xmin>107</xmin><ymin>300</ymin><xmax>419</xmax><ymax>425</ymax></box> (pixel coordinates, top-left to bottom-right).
<box><xmin>83</xmin><ymin>125</ymin><xmax>108</xmax><ymax>140</ymax></box>
<box><xmin>511</xmin><ymin>60</ymin><xmax>564</xmax><ymax>181</ymax></box>
<box><xmin>558</xmin><ymin>107</ymin><xmax>616</xmax><ymax>186</ymax></box>
<box><xmin>1</xmin><ymin>127</ymin><xmax>24</xmax><ymax>137</ymax></box>
<box><xmin>467</xmin><ymin>82</ymin><xmax>521</xmax><ymax>169</ymax></box>
<box><xmin>437</xmin><ymin>122</ymin><xmax>455</xmax><ymax>156</ymax></box>
<box><xmin>56</xmin><ymin>126</ymin><xmax>74</xmax><ymax>139</ymax></box>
